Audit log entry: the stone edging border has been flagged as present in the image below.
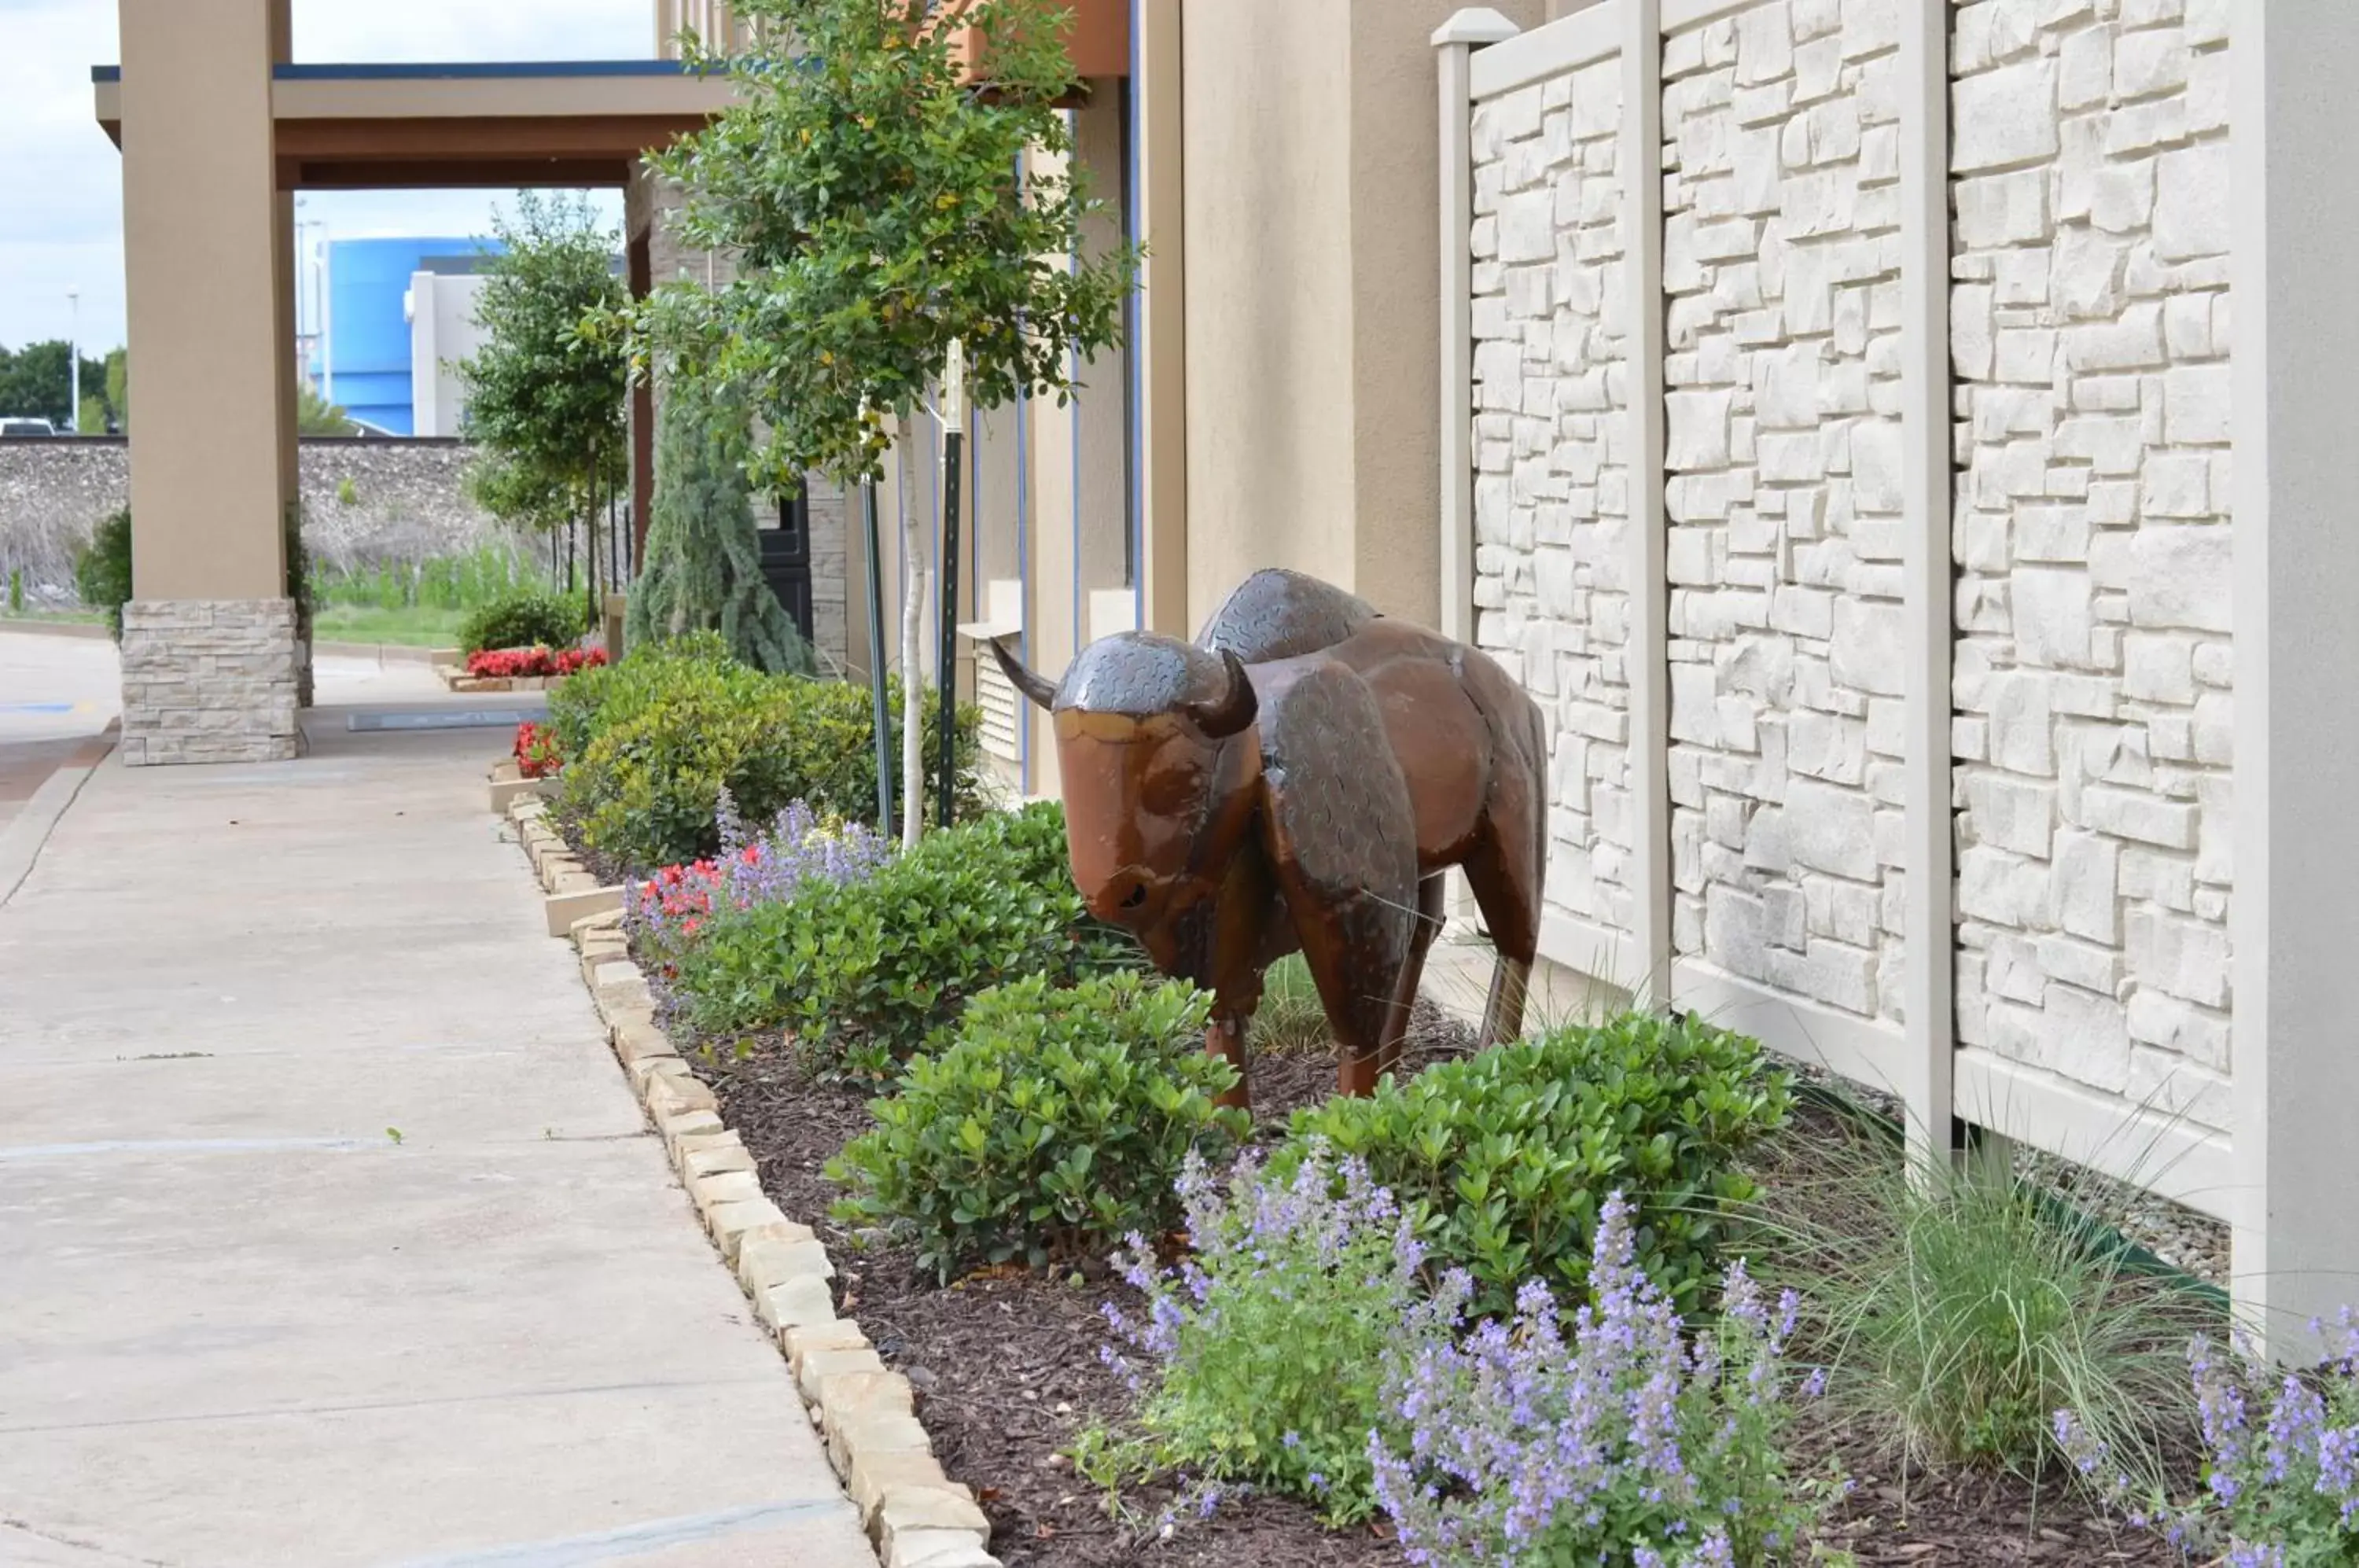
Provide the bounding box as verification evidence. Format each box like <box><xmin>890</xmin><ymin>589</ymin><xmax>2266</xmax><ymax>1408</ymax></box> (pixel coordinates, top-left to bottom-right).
<box><xmin>500</xmin><ymin>786</ymin><xmax>1002</xmax><ymax>1568</ymax></box>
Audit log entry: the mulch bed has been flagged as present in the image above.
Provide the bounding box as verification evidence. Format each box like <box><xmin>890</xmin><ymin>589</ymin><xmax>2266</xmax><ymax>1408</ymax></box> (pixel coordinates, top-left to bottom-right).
<box><xmin>697</xmin><ymin>1009</ymin><xmax>2188</xmax><ymax>1568</ymax></box>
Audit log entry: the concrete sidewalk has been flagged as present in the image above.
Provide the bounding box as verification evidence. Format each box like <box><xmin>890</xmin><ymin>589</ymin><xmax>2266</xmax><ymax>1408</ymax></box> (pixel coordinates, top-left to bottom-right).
<box><xmin>0</xmin><ymin>698</ymin><xmax>875</xmax><ymax>1566</ymax></box>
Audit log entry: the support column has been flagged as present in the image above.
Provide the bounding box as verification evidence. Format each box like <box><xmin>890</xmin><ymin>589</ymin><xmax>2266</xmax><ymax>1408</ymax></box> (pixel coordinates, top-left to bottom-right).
<box><xmin>2230</xmin><ymin>1</ymin><xmax>2359</xmax><ymax>1356</ymax></box>
<box><xmin>1620</xmin><ymin>0</ymin><xmax>1670</xmax><ymax>1007</ymax></box>
<box><xmin>118</xmin><ymin>0</ymin><xmax>299</xmax><ymax>765</ymax></box>
<box><xmin>1897</xmin><ymin>0</ymin><xmax>1956</xmax><ymax>1169</ymax></box>
<box><xmin>1131</xmin><ymin>0</ymin><xmax>1188</xmax><ymax>639</ymax></box>
<box><xmin>1433</xmin><ymin>9</ymin><xmax>1522</xmax><ymax>650</ymax></box>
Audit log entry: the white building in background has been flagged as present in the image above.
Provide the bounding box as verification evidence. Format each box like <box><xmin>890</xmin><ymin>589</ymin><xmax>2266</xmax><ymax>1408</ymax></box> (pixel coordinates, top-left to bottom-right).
<box><xmin>404</xmin><ymin>263</ymin><xmax>491</xmax><ymax>439</ymax></box>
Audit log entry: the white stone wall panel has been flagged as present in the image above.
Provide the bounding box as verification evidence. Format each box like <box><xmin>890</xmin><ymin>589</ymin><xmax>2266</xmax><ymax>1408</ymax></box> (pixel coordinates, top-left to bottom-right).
<box><xmin>1950</xmin><ymin>0</ymin><xmax>2232</xmax><ymax>1132</ymax></box>
<box><xmin>1470</xmin><ymin>58</ymin><xmax>1635</xmax><ymax>943</ymax></box>
<box><xmin>1662</xmin><ymin>0</ymin><xmax>1908</xmax><ymax>1023</ymax></box>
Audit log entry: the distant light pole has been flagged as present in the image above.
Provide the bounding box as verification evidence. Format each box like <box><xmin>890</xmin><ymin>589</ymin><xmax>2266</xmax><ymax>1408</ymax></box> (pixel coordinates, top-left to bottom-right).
<box><xmin>65</xmin><ymin>289</ymin><xmax>79</xmax><ymax>431</ymax></box>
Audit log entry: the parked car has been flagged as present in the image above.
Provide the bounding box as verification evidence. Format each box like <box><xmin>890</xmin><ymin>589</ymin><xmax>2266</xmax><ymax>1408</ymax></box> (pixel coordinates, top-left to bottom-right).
<box><xmin>0</xmin><ymin>417</ymin><xmax>57</xmax><ymax>436</ymax></box>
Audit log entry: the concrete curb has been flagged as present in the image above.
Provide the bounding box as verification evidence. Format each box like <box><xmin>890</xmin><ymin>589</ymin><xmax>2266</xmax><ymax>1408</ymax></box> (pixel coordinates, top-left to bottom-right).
<box><xmin>0</xmin><ymin>725</ymin><xmax>119</xmax><ymax>908</ymax></box>
<box><xmin>0</xmin><ymin>617</ymin><xmax>109</xmax><ymax>641</ymax></box>
<box><xmin>313</xmin><ymin>639</ymin><xmax>447</xmax><ymax>665</ymax></box>
<box><xmin>499</xmin><ymin>783</ymin><xmax>1000</xmax><ymax>1568</ymax></box>
<box><xmin>0</xmin><ymin>621</ymin><xmax>451</xmax><ymax>664</ymax></box>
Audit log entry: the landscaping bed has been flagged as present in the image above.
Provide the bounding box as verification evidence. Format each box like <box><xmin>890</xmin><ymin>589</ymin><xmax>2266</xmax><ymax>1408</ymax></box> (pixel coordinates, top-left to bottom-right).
<box><xmin>513</xmin><ymin>634</ymin><xmax>2311</xmax><ymax>1568</ymax></box>
<box><xmin>704</xmin><ymin>1021</ymin><xmax>1471</xmax><ymax>1568</ymax></box>
<box><xmin>701</xmin><ymin>1044</ymin><xmax>2190</xmax><ymax>1568</ymax></box>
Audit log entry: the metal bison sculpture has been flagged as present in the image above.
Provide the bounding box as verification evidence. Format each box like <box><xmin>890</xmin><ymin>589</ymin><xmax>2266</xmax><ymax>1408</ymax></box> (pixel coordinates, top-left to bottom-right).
<box><xmin>991</xmin><ymin>569</ymin><xmax>1546</xmax><ymax>1106</ymax></box>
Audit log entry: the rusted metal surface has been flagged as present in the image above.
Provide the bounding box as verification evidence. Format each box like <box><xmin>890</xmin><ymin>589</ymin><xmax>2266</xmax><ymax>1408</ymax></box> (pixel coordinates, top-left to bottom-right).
<box><xmin>992</xmin><ymin>569</ymin><xmax>1547</xmax><ymax>1105</ymax></box>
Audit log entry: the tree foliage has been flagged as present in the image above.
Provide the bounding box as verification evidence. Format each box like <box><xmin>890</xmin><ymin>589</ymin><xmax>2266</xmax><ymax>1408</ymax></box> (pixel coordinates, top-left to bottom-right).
<box><xmin>625</xmin><ymin>366</ymin><xmax>818</xmax><ymax>674</ymax></box>
<box><xmin>296</xmin><ymin>385</ymin><xmax>358</xmax><ymax>436</ymax></box>
<box><xmin>626</xmin><ymin>0</ymin><xmax>1140</xmax><ymax>488</ymax></box>
<box><xmin>0</xmin><ymin>340</ymin><xmax>112</xmax><ymax>429</ymax></box>
<box><xmin>458</xmin><ymin>193</ymin><xmax>630</xmax><ymax>528</ymax></box>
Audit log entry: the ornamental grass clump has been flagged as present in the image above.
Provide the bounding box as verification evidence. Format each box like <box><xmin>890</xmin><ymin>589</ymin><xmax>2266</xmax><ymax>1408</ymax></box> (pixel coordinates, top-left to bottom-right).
<box><xmin>1370</xmin><ymin>1191</ymin><xmax>1837</xmax><ymax>1568</ymax></box>
<box><xmin>1101</xmin><ymin>1143</ymin><xmax>1450</xmax><ymax>1522</ymax></box>
<box><xmin>1748</xmin><ymin>1108</ymin><xmax>2209</xmax><ymax>1491</ymax></box>
<box><xmin>2059</xmin><ymin>1309</ymin><xmax>2359</xmax><ymax>1567</ymax></box>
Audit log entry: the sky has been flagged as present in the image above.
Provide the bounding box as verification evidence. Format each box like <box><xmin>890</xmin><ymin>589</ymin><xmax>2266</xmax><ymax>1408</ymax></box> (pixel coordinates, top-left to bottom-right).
<box><xmin>0</xmin><ymin>0</ymin><xmax>651</xmax><ymax>355</ymax></box>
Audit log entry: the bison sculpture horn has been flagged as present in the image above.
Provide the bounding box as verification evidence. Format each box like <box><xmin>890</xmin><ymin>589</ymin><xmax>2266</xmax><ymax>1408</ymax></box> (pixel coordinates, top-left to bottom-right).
<box><xmin>989</xmin><ymin>568</ymin><xmax>1546</xmax><ymax>1107</ymax></box>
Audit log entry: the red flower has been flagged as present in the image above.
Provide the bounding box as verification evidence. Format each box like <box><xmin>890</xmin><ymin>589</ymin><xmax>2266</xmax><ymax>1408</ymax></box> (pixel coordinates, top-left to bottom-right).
<box><xmin>513</xmin><ymin>721</ymin><xmax>562</xmax><ymax>778</ymax></box>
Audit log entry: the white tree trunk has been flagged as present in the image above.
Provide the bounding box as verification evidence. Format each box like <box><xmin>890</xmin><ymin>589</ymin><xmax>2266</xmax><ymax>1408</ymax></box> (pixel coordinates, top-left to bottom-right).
<box><xmin>898</xmin><ymin>434</ymin><xmax>926</xmax><ymax>848</ymax></box>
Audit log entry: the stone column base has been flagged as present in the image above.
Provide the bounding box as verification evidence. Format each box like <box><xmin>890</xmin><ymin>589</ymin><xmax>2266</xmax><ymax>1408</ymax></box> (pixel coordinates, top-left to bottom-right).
<box><xmin>120</xmin><ymin>598</ymin><xmax>303</xmax><ymax>767</ymax></box>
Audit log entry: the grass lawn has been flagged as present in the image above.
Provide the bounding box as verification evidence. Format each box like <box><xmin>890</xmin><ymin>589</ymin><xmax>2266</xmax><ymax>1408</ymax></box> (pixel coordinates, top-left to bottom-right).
<box><xmin>0</xmin><ymin>609</ymin><xmax>104</xmax><ymax>627</ymax></box>
<box><xmin>310</xmin><ymin>604</ymin><xmax>469</xmax><ymax>647</ymax></box>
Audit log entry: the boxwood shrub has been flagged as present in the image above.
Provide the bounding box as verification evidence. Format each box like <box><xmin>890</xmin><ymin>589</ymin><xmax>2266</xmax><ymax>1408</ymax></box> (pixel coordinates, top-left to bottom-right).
<box><xmin>829</xmin><ymin>970</ymin><xmax>1247</xmax><ymax>1280</ymax></box>
<box><xmin>664</xmin><ymin>801</ymin><xmax>1132</xmax><ymax>1077</ymax></box>
<box><xmin>458</xmin><ymin>589</ymin><xmax>587</xmax><ymax>654</ymax></box>
<box><xmin>1280</xmin><ymin>1011</ymin><xmax>1792</xmax><ymax>1316</ymax></box>
<box><xmin>552</xmin><ymin>635</ymin><xmax>979</xmax><ymax>872</ymax></box>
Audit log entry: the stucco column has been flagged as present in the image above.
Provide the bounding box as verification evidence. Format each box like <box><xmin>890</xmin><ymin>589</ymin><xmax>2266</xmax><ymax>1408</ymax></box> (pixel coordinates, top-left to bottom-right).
<box><xmin>117</xmin><ymin>0</ymin><xmax>300</xmax><ymax>764</ymax></box>
<box><xmin>2229</xmin><ymin>2</ymin><xmax>2359</xmax><ymax>1357</ymax></box>
<box><xmin>1130</xmin><ymin>0</ymin><xmax>1187</xmax><ymax>639</ymax></box>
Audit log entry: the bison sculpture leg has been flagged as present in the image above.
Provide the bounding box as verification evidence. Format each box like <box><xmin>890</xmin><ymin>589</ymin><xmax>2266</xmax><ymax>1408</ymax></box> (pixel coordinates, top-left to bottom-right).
<box><xmin>1460</xmin><ymin>827</ymin><xmax>1543</xmax><ymax>1046</ymax></box>
<box><xmin>1254</xmin><ymin>664</ymin><xmax>1424</xmax><ymax>1099</ymax></box>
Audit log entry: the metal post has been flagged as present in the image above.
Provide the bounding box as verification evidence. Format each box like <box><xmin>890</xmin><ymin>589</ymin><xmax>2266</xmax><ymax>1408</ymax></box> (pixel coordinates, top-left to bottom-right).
<box><xmin>66</xmin><ymin>289</ymin><xmax>80</xmax><ymax>429</ymax></box>
<box><xmin>936</xmin><ymin>342</ymin><xmax>967</xmax><ymax>830</ymax></box>
<box><xmin>863</xmin><ymin>477</ymin><xmax>895</xmax><ymax>840</ymax></box>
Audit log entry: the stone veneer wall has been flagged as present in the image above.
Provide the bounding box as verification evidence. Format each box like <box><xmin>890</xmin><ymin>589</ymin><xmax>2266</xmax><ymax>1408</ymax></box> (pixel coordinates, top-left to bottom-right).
<box><xmin>1662</xmin><ymin>0</ymin><xmax>1908</xmax><ymax>1022</ymax></box>
<box><xmin>1949</xmin><ymin>0</ymin><xmax>2233</xmax><ymax>1132</ymax></box>
<box><xmin>120</xmin><ymin>598</ymin><xmax>301</xmax><ymax>767</ymax></box>
<box><xmin>1468</xmin><ymin>50</ymin><xmax>1636</xmax><ymax>940</ymax></box>
<box><xmin>1462</xmin><ymin>0</ymin><xmax>2237</xmax><ymax>1133</ymax></box>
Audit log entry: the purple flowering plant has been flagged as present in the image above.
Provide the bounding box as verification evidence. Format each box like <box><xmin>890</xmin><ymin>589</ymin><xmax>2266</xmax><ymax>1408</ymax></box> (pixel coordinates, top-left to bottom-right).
<box><xmin>1370</xmin><ymin>1191</ymin><xmax>1840</xmax><ymax>1568</ymax></box>
<box><xmin>1099</xmin><ymin>1142</ymin><xmax>1455</xmax><ymax>1522</ymax></box>
<box><xmin>2058</xmin><ymin>1309</ymin><xmax>2359</xmax><ymax>1568</ymax></box>
<box><xmin>623</xmin><ymin>789</ymin><xmax>891</xmax><ymax>1008</ymax></box>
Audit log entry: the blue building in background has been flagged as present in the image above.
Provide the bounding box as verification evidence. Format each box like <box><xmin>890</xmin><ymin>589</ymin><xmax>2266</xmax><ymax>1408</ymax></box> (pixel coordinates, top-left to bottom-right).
<box><xmin>314</xmin><ymin>236</ymin><xmax>502</xmax><ymax>435</ymax></box>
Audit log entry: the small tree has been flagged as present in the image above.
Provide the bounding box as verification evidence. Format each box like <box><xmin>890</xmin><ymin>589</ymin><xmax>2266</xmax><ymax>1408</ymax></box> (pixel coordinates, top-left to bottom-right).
<box><xmin>635</xmin><ymin>0</ymin><xmax>1138</xmax><ymax>841</ymax></box>
<box><xmin>296</xmin><ymin>385</ymin><xmax>357</xmax><ymax>436</ymax></box>
<box><xmin>626</xmin><ymin>363</ymin><xmax>818</xmax><ymax>674</ymax></box>
<box><xmin>460</xmin><ymin>192</ymin><xmax>630</xmax><ymax>620</ymax></box>
<box><xmin>104</xmin><ymin>349</ymin><xmax>128</xmax><ymax>434</ymax></box>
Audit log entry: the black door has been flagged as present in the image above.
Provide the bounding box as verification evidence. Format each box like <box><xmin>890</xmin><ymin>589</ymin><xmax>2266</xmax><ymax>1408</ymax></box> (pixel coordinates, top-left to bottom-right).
<box><xmin>759</xmin><ymin>487</ymin><xmax>815</xmax><ymax>646</ymax></box>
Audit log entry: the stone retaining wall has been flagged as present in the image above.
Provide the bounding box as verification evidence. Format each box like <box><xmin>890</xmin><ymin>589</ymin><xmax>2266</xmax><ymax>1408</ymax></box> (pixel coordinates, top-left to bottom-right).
<box><xmin>0</xmin><ymin>437</ymin><xmax>505</xmax><ymax>598</ymax></box>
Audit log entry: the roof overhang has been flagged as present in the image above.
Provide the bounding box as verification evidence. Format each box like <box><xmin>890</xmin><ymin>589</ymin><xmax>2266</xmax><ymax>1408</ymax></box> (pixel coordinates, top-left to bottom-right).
<box><xmin>92</xmin><ymin>61</ymin><xmax>739</xmax><ymax>190</ymax></box>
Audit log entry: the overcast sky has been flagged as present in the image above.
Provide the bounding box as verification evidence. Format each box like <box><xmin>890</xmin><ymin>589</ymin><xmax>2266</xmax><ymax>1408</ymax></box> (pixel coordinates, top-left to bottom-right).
<box><xmin>0</xmin><ymin>0</ymin><xmax>652</xmax><ymax>354</ymax></box>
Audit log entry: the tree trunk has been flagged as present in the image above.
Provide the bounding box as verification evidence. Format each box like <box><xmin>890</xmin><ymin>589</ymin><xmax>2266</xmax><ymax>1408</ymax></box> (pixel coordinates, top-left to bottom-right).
<box><xmin>898</xmin><ymin>431</ymin><xmax>925</xmax><ymax>848</ymax></box>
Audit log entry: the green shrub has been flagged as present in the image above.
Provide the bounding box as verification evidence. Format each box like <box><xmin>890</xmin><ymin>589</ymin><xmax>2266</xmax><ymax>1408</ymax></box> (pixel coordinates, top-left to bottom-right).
<box><xmin>667</xmin><ymin>801</ymin><xmax>1129</xmax><ymax>1077</ymax></box>
<box><xmin>8</xmin><ymin>568</ymin><xmax>23</xmax><ymax>613</ymax></box>
<box><xmin>458</xmin><ymin>588</ymin><xmax>587</xmax><ymax>654</ymax></box>
<box><xmin>1281</xmin><ymin>1012</ymin><xmax>1792</xmax><ymax>1317</ymax></box>
<box><xmin>556</xmin><ymin>638</ymin><xmax>979</xmax><ymax>871</ymax></box>
<box><xmin>1087</xmin><ymin>1142</ymin><xmax>1437</xmax><ymax>1522</ymax></box>
<box><xmin>75</xmin><ymin>510</ymin><xmax>133</xmax><ymax>639</ymax></box>
<box><xmin>829</xmin><ymin>971</ymin><xmax>1246</xmax><ymax>1281</ymax></box>
<box><xmin>1754</xmin><ymin>1109</ymin><xmax>2210</xmax><ymax>1489</ymax></box>
<box><xmin>543</xmin><ymin>630</ymin><xmax>740</xmax><ymax>759</ymax></box>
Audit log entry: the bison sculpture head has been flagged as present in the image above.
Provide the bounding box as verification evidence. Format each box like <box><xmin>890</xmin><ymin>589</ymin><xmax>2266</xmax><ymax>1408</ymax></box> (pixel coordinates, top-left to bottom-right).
<box><xmin>989</xmin><ymin>633</ymin><xmax>1257</xmax><ymax>932</ymax></box>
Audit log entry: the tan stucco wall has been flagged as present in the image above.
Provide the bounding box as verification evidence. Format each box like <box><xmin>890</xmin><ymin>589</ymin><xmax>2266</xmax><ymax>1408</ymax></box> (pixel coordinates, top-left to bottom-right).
<box><xmin>1180</xmin><ymin>0</ymin><xmax>1544</xmax><ymax>628</ymax></box>
<box><xmin>1180</xmin><ymin>0</ymin><xmax>1355</xmax><ymax>628</ymax></box>
<box><xmin>120</xmin><ymin>0</ymin><xmax>293</xmax><ymax>601</ymax></box>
